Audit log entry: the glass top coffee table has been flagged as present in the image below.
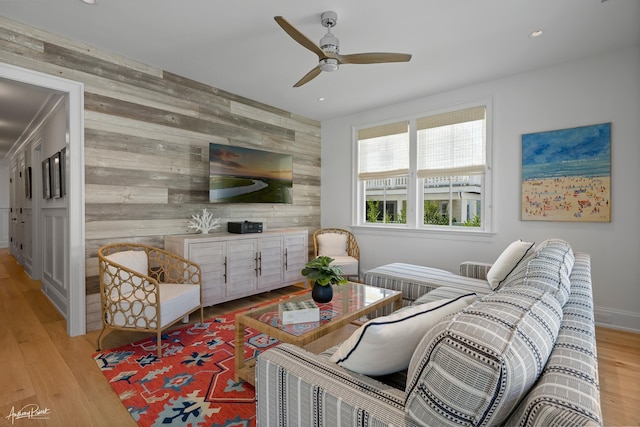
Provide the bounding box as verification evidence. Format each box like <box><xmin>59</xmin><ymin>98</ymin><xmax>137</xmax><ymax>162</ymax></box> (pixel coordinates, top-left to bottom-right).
<box><xmin>234</xmin><ymin>281</ymin><xmax>402</xmax><ymax>385</ymax></box>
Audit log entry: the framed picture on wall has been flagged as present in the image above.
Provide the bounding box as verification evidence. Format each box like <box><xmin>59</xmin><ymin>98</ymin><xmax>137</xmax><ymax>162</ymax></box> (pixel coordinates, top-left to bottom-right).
<box><xmin>521</xmin><ymin>122</ymin><xmax>611</xmax><ymax>222</ymax></box>
<box><xmin>42</xmin><ymin>158</ymin><xmax>51</xmax><ymax>199</ymax></box>
<box><xmin>51</xmin><ymin>152</ymin><xmax>61</xmax><ymax>198</ymax></box>
<box><xmin>60</xmin><ymin>147</ymin><xmax>66</xmax><ymax>197</ymax></box>
<box><xmin>25</xmin><ymin>166</ymin><xmax>32</xmax><ymax>199</ymax></box>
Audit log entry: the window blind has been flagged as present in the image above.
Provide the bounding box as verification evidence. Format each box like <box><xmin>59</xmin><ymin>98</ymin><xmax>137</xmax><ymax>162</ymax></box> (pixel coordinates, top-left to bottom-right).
<box><xmin>357</xmin><ymin>121</ymin><xmax>409</xmax><ymax>180</ymax></box>
<box><xmin>417</xmin><ymin>106</ymin><xmax>486</xmax><ymax>178</ymax></box>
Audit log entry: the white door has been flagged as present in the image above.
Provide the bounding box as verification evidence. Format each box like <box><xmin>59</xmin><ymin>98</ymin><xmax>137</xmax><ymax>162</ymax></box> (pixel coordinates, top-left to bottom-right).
<box><xmin>9</xmin><ymin>162</ymin><xmax>19</xmax><ymax>257</ymax></box>
<box><xmin>284</xmin><ymin>232</ymin><xmax>308</xmax><ymax>285</ymax></box>
<box><xmin>225</xmin><ymin>238</ymin><xmax>258</xmax><ymax>298</ymax></box>
<box><xmin>257</xmin><ymin>235</ymin><xmax>284</xmax><ymax>290</ymax></box>
<box><xmin>188</xmin><ymin>240</ymin><xmax>226</xmax><ymax>306</ymax></box>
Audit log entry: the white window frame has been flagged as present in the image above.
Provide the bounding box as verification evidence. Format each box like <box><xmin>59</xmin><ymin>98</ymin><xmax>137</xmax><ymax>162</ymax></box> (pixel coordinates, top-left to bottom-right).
<box><xmin>352</xmin><ymin>100</ymin><xmax>493</xmax><ymax>237</ymax></box>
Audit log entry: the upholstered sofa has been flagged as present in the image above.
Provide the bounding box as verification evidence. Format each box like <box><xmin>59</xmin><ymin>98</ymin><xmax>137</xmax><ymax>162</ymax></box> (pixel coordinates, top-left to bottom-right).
<box><xmin>255</xmin><ymin>238</ymin><xmax>602</xmax><ymax>426</ymax></box>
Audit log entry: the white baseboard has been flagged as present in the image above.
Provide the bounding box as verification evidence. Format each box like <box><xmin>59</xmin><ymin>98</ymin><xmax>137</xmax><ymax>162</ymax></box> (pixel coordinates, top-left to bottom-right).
<box><xmin>594</xmin><ymin>306</ymin><xmax>640</xmax><ymax>333</ymax></box>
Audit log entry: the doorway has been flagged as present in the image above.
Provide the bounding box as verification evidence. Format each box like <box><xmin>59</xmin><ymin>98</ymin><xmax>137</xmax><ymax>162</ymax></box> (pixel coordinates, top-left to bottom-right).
<box><xmin>0</xmin><ymin>61</ymin><xmax>85</xmax><ymax>336</ymax></box>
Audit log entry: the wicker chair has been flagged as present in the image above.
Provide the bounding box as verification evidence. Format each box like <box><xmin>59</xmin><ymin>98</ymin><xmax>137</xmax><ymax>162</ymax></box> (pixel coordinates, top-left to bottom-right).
<box><xmin>313</xmin><ymin>228</ymin><xmax>360</xmax><ymax>280</ymax></box>
<box><xmin>97</xmin><ymin>243</ymin><xmax>203</xmax><ymax>357</ymax></box>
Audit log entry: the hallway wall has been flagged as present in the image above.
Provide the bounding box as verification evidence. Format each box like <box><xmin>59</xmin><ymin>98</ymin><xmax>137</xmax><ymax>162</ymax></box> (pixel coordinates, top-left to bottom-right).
<box><xmin>0</xmin><ymin>163</ymin><xmax>8</xmax><ymax>247</ymax></box>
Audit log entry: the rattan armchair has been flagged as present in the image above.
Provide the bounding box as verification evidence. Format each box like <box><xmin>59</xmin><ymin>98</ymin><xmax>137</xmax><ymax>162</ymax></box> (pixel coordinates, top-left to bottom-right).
<box><xmin>97</xmin><ymin>243</ymin><xmax>203</xmax><ymax>358</ymax></box>
<box><xmin>313</xmin><ymin>228</ymin><xmax>360</xmax><ymax>280</ymax></box>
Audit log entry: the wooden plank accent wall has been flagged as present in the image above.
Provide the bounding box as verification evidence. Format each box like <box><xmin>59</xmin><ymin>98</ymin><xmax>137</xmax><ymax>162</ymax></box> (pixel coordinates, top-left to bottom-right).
<box><xmin>0</xmin><ymin>17</ymin><xmax>321</xmax><ymax>330</ymax></box>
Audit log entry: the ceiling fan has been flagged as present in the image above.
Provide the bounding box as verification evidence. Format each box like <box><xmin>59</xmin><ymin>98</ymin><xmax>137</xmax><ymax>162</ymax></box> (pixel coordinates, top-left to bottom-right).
<box><xmin>274</xmin><ymin>11</ymin><xmax>412</xmax><ymax>87</ymax></box>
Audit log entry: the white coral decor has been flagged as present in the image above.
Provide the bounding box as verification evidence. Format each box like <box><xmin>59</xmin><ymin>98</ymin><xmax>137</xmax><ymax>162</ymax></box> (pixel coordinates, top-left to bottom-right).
<box><xmin>188</xmin><ymin>208</ymin><xmax>221</xmax><ymax>234</ymax></box>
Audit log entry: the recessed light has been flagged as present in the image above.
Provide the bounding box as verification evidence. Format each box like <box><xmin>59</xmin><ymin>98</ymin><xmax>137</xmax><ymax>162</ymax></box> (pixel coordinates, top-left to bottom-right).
<box><xmin>529</xmin><ymin>30</ymin><xmax>544</xmax><ymax>38</ymax></box>
<box><xmin>317</xmin><ymin>97</ymin><xmax>326</xmax><ymax>102</ymax></box>
<box><xmin>81</xmin><ymin>0</ymin><xmax>97</xmax><ymax>4</ymax></box>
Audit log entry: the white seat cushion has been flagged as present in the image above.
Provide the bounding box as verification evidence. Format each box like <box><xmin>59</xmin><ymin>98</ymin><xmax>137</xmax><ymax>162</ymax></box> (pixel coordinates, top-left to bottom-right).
<box><xmin>330</xmin><ymin>255</ymin><xmax>358</xmax><ymax>276</ymax></box>
<box><xmin>158</xmin><ymin>283</ymin><xmax>201</xmax><ymax>328</ymax></box>
<box><xmin>108</xmin><ymin>283</ymin><xmax>200</xmax><ymax>329</ymax></box>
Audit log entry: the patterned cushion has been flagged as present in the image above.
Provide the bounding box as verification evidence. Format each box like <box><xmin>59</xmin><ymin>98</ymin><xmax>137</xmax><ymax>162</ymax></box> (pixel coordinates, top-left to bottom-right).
<box><xmin>331</xmin><ymin>294</ymin><xmax>476</xmax><ymax>375</ymax></box>
<box><xmin>505</xmin><ymin>252</ymin><xmax>603</xmax><ymax>426</ymax></box>
<box><xmin>364</xmin><ymin>263</ymin><xmax>491</xmax><ymax>307</ymax></box>
<box><xmin>256</xmin><ymin>344</ymin><xmax>407</xmax><ymax>426</ymax></box>
<box><xmin>500</xmin><ymin>238</ymin><xmax>574</xmax><ymax>306</ymax></box>
<box><xmin>405</xmin><ymin>285</ymin><xmax>563</xmax><ymax>427</ymax></box>
<box><xmin>413</xmin><ymin>286</ymin><xmax>482</xmax><ymax>305</ymax></box>
<box><xmin>459</xmin><ymin>261</ymin><xmax>493</xmax><ymax>280</ymax></box>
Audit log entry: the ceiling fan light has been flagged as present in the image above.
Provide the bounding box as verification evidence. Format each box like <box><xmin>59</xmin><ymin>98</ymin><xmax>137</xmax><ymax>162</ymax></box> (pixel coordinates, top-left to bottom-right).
<box><xmin>320</xmin><ymin>32</ymin><xmax>339</xmax><ymax>54</ymax></box>
<box><xmin>319</xmin><ymin>58</ymin><xmax>339</xmax><ymax>72</ymax></box>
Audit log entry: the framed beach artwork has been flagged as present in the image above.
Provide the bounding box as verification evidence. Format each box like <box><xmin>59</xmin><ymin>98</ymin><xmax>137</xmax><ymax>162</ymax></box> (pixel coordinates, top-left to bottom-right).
<box><xmin>521</xmin><ymin>123</ymin><xmax>611</xmax><ymax>222</ymax></box>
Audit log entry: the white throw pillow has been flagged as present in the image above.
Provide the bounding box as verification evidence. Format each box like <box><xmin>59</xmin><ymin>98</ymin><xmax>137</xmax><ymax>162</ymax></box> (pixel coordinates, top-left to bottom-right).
<box><xmin>330</xmin><ymin>293</ymin><xmax>477</xmax><ymax>376</ymax></box>
<box><xmin>317</xmin><ymin>233</ymin><xmax>348</xmax><ymax>256</ymax></box>
<box><xmin>486</xmin><ymin>240</ymin><xmax>535</xmax><ymax>290</ymax></box>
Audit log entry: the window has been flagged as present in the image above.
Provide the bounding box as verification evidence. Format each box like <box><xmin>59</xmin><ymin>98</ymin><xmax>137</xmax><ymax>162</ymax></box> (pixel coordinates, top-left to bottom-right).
<box><xmin>357</xmin><ymin>121</ymin><xmax>409</xmax><ymax>225</ymax></box>
<box><xmin>366</xmin><ymin>199</ymin><xmax>400</xmax><ymax>223</ymax></box>
<box><xmin>355</xmin><ymin>103</ymin><xmax>491</xmax><ymax>232</ymax></box>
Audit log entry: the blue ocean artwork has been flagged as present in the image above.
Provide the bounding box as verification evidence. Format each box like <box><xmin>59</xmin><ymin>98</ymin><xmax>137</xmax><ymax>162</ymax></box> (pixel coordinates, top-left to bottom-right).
<box><xmin>522</xmin><ymin>123</ymin><xmax>611</xmax><ymax>180</ymax></box>
<box><xmin>521</xmin><ymin>123</ymin><xmax>611</xmax><ymax>222</ymax></box>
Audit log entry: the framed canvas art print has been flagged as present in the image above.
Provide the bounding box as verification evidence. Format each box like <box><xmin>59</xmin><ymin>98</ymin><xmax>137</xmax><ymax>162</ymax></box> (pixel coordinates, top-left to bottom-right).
<box><xmin>51</xmin><ymin>152</ymin><xmax>61</xmax><ymax>198</ymax></box>
<box><xmin>60</xmin><ymin>147</ymin><xmax>66</xmax><ymax>197</ymax></box>
<box><xmin>25</xmin><ymin>166</ymin><xmax>32</xmax><ymax>199</ymax></box>
<box><xmin>521</xmin><ymin>123</ymin><xmax>611</xmax><ymax>222</ymax></box>
<box><xmin>42</xmin><ymin>158</ymin><xmax>51</xmax><ymax>199</ymax></box>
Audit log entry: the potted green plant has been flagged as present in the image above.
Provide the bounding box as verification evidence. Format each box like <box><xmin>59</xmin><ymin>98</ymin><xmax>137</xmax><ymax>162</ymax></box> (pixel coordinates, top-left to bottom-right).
<box><xmin>301</xmin><ymin>256</ymin><xmax>348</xmax><ymax>303</ymax></box>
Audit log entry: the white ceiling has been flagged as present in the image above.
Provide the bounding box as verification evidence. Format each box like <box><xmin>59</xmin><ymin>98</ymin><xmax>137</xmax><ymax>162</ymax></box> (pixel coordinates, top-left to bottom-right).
<box><xmin>0</xmin><ymin>78</ymin><xmax>58</xmax><ymax>159</ymax></box>
<box><xmin>1</xmin><ymin>0</ymin><xmax>639</xmax><ymax>158</ymax></box>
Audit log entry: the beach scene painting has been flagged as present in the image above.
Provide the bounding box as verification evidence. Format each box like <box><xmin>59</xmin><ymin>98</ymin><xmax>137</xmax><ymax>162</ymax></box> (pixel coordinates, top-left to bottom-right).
<box><xmin>209</xmin><ymin>143</ymin><xmax>293</xmax><ymax>204</ymax></box>
<box><xmin>521</xmin><ymin>123</ymin><xmax>611</xmax><ymax>222</ymax></box>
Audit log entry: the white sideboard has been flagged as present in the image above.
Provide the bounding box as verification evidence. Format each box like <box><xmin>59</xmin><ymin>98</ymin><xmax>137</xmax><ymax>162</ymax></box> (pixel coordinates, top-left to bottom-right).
<box><xmin>164</xmin><ymin>229</ymin><xmax>308</xmax><ymax>307</ymax></box>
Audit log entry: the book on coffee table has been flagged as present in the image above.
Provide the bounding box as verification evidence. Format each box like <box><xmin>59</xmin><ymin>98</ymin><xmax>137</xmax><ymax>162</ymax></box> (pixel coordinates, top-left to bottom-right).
<box><xmin>278</xmin><ymin>300</ymin><xmax>320</xmax><ymax>325</ymax></box>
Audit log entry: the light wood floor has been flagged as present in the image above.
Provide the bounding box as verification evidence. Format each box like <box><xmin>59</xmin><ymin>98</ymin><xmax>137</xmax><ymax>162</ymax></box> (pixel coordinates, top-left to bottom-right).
<box><xmin>0</xmin><ymin>248</ymin><xmax>638</xmax><ymax>426</ymax></box>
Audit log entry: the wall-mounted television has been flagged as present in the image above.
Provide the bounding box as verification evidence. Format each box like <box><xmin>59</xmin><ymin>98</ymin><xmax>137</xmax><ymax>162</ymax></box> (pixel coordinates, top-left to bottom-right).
<box><xmin>209</xmin><ymin>143</ymin><xmax>293</xmax><ymax>204</ymax></box>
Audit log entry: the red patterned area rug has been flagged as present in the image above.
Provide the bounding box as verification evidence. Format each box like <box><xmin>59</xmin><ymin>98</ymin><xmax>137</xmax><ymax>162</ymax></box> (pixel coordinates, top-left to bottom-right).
<box><xmin>92</xmin><ymin>294</ymin><xmax>308</xmax><ymax>427</ymax></box>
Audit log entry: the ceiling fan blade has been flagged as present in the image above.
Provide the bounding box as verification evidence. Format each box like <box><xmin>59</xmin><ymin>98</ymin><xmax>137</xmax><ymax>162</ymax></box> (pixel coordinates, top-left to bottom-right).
<box><xmin>274</xmin><ymin>16</ymin><xmax>325</xmax><ymax>59</ymax></box>
<box><xmin>293</xmin><ymin>66</ymin><xmax>322</xmax><ymax>87</ymax></box>
<box><xmin>337</xmin><ymin>52</ymin><xmax>412</xmax><ymax>65</ymax></box>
